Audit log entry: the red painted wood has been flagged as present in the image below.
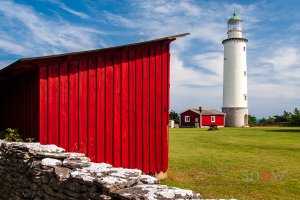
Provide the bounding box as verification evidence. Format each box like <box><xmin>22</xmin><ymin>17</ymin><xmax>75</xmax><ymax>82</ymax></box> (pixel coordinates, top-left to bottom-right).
<box><xmin>96</xmin><ymin>56</ymin><xmax>106</xmax><ymax>162</ymax></box>
<box><xmin>128</xmin><ymin>50</ymin><xmax>136</xmax><ymax>169</ymax></box>
<box><xmin>105</xmin><ymin>55</ymin><xmax>114</xmax><ymax>164</ymax></box>
<box><xmin>47</xmin><ymin>65</ymin><xmax>59</xmax><ymax>145</ymax></box>
<box><xmin>113</xmin><ymin>52</ymin><xmax>121</xmax><ymax>167</ymax></box>
<box><xmin>162</xmin><ymin>44</ymin><xmax>168</xmax><ymax>172</ymax></box>
<box><xmin>142</xmin><ymin>48</ymin><xmax>150</xmax><ymax>174</ymax></box>
<box><xmin>79</xmin><ymin>60</ymin><xmax>88</xmax><ymax>155</ymax></box>
<box><xmin>135</xmin><ymin>48</ymin><xmax>143</xmax><ymax>170</ymax></box>
<box><xmin>149</xmin><ymin>47</ymin><xmax>156</xmax><ymax>174</ymax></box>
<box><xmin>69</xmin><ymin>61</ymin><xmax>79</xmax><ymax>152</ymax></box>
<box><xmin>39</xmin><ymin>66</ymin><xmax>48</xmax><ymax>144</ymax></box>
<box><xmin>202</xmin><ymin>115</ymin><xmax>225</xmax><ymax>126</ymax></box>
<box><xmin>2</xmin><ymin>39</ymin><xmax>174</xmax><ymax>175</ymax></box>
<box><xmin>88</xmin><ymin>59</ymin><xmax>97</xmax><ymax>161</ymax></box>
<box><xmin>166</xmin><ymin>46</ymin><xmax>171</xmax><ymax>172</ymax></box>
<box><xmin>59</xmin><ymin>63</ymin><xmax>69</xmax><ymax>150</ymax></box>
<box><xmin>121</xmin><ymin>50</ymin><xmax>129</xmax><ymax>168</ymax></box>
<box><xmin>180</xmin><ymin>110</ymin><xmax>200</xmax><ymax>127</ymax></box>
<box><xmin>180</xmin><ymin>110</ymin><xmax>225</xmax><ymax>127</ymax></box>
<box><xmin>155</xmin><ymin>45</ymin><xmax>162</xmax><ymax>172</ymax></box>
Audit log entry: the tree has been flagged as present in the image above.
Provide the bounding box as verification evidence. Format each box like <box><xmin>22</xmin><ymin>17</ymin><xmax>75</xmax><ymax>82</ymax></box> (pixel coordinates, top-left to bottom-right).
<box><xmin>248</xmin><ymin>115</ymin><xmax>257</xmax><ymax>126</ymax></box>
<box><xmin>290</xmin><ymin>108</ymin><xmax>300</xmax><ymax>126</ymax></box>
<box><xmin>170</xmin><ymin>110</ymin><xmax>180</xmax><ymax>124</ymax></box>
<box><xmin>258</xmin><ymin>116</ymin><xmax>274</xmax><ymax>124</ymax></box>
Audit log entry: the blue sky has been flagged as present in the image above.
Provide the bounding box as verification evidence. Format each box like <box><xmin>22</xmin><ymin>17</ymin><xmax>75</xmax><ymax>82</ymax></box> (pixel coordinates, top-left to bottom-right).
<box><xmin>0</xmin><ymin>0</ymin><xmax>299</xmax><ymax>118</ymax></box>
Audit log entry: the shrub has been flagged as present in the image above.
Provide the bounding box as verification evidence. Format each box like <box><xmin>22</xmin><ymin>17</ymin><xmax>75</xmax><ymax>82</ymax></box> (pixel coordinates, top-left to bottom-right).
<box><xmin>0</xmin><ymin>128</ymin><xmax>35</xmax><ymax>142</ymax></box>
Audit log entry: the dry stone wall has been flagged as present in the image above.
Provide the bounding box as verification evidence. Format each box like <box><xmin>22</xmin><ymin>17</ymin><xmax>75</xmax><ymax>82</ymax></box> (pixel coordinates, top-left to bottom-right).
<box><xmin>0</xmin><ymin>140</ymin><xmax>201</xmax><ymax>200</ymax></box>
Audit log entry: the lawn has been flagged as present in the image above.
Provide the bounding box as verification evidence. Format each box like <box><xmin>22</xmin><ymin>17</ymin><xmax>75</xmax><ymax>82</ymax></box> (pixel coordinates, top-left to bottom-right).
<box><xmin>161</xmin><ymin>127</ymin><xmax>300</xmax><ymax>200</ymax></box>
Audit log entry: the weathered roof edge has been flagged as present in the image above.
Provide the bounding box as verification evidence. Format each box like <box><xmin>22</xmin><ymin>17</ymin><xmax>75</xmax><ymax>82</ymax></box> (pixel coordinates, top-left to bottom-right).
<box><xmin>1</xmin><ymin>33</ymin><xmax>190</xmax><ymax>71</ymax></box>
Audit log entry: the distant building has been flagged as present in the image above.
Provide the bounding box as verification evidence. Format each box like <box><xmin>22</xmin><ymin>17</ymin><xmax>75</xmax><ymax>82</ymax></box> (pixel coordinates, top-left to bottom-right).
<box><xmin>179</xmin><ymin>107</ymin><xmax>225</xmax><ymax>128</ymax></box>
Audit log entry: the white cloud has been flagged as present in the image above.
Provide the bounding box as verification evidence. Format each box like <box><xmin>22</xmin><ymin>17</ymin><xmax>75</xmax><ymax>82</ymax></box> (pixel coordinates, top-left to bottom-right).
<box><xmin>0</xmin><ymin>38</ymin><xmax>30</xmax><ymax>55</ymax></box>
<box><xmin>0</xmin><ymin>1</ymin><xmax>105</xmax><ymax>57</ymax></box>
<box><xmin>49</xmin><ymin>0</ymin><xmax>89</xmax><ymax>19</ymax></box>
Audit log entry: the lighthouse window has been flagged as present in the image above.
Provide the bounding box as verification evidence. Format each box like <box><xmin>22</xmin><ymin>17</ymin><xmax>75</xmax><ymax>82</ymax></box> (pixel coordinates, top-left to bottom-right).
<box><xmin>243</xmin><ymin>47</ymin><xmax>246</xmax><ymax>51</ymax></box>
<box><xmin>244</xmin><ymin>95</ymin><xmax>247</xmax><ymax>101</ymax></box>
<box><xmin>244</xmin><ymin>71</ymin><xmax>247</xmax><ymax>76</ymax></box>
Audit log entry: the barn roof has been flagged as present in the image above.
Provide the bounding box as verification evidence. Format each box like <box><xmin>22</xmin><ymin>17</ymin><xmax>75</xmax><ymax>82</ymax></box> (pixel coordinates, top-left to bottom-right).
<box><xmin>0</xmin><ymin>33</ymin><xmax>190</xmax><ymax>81</ymax></box>
<box><xmin>181</xmin><ymin>108</ymin><xmax>225</xmax><ymax>116</ymax></box>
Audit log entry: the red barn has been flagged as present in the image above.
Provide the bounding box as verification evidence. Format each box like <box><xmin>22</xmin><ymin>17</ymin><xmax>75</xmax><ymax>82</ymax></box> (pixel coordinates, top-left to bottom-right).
<box><xmin>180</xmin><ymin>107</ymin><xmax>225</xmax><ymax>128</ymax></box>
<box><xmin>0</xmin><ymin>33</ymin><xmax>189</xmax><ymax>176</ymax></box>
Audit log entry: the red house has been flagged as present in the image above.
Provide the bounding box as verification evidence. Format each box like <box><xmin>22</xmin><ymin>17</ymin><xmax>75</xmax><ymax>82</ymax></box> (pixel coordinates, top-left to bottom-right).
<box><xmin>180</xmin><ymin>107</ymin><xmax>225</xmax><ymax>128</ymax></box>
<box><xmin>0</xmin><ymin>33</ymin><xmax>189</xmax><ymax>175</ymax></box>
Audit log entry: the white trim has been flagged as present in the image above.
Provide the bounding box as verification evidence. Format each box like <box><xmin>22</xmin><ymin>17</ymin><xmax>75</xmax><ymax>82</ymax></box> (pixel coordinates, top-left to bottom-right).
<box><xmin>185</xmin><ymin>116</ymin><xmax>190</xmax><ymax>122</ymax></box>
<box><xmin>211</xmin><ymin>116</ymin><xmax>215</xmax><ymax>122</ymax></box>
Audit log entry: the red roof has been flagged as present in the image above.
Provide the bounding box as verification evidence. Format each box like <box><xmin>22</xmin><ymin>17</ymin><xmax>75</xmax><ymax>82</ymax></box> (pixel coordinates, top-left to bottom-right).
<box><xmin>181</xmin><ymin>108</ymin><xmax>225</xmax><ymax>116</ymax></box>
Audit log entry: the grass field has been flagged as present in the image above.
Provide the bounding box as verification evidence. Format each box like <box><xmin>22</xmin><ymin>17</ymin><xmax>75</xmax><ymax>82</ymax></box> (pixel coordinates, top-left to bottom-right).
<box><xmin>161</xmin><ymin>127</ymin><xmax>300</xmax><ymax>200</ymax></box>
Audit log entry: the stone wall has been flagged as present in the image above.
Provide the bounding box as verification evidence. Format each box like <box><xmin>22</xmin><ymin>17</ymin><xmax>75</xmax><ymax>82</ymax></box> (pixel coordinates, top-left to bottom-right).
<box><xmin>0</xmin><ymin>140</ymin><xmax>201</xmax><ymax>199</ymax></box>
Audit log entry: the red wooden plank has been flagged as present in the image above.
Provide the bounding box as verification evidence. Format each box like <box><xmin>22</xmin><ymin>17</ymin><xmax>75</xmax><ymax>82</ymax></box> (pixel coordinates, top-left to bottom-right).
<box><xmin>113</xmin><ymin>52</ymin><xmax>121</xmax><ymax>167</ymax></box>
<box><xmin>105</xmin><ymin>55</ymin><xmax>114</xmax><ymax>164</ymax></box>
<box><xmin>47</xmin><ymin>65</ymin><xmax>59</xmax><ymax>145</ymax></box>
<box><xmin>59</xmin><ymin>63</ymin><xmax>69</xmax><ymax>150</ymax></box>
<box><xmin>128</xmin><ymin>50</ymin><xmax>136</xmax><ymax>169</ymax></box>
<box><xmin>96</xmin><ymin>56</ymin><xmax>106</xmax><ymax>162</ymax></box>
<box><xmin>69</xmin><ymin>61</ymin><xmax>79</xmax><ymax>152</ymax></box>
<box><xmin>166</xmin><ymin>45</ymin><xmax>171</xmax><ymax>171</ymax></box>
<box><xmin>88</xmin><ymin>58</ymin><xmax>97</xmax><ymax>161</ymax></box>
<box><xmin>162</xmin><ymin>44</ymin><xmax>169</xmax><ymax>172</ymax></box>
<box><xmin>142</xmin><ymin>48</ymin><xmax>150</xmax><ymax>174</ymax></box>
<box><xmin>39</xmin><ymin>65</ymin><xmax>48</xmax><ymax>144</ymax></box>
<box><xmin>121</xmin><ymin>50</ymin><xmax>129</xmax><ymax>168</ymax></box>
<box><xmin>155</xmin><ymin>45</ymin><xmax>162</xmax><ymax>172</ymax></box>
<box><xmin>79</xmin><ymin>60</ymin><xmax>88</xmax><ymax>155</ymax></box>
<box><xmin>136</xmin><ymin>48</ymin><xmax>143</xmax><ymax>170</ymax></box>
<box><xmin>149</xmin><ymin>47</ymin><xmax>156</xmax><ymax>174</ymax></box>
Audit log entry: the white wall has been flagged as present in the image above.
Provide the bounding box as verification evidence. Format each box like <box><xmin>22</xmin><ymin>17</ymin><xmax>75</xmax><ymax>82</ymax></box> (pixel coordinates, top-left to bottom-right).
<box><xmin>223</xmin><ymin>39</ymin><xmax>248</xmax><ymax>108</ymax></box>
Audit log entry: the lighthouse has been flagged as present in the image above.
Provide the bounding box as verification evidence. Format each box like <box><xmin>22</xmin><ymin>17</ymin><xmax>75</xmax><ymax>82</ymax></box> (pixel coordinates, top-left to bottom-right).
<box><xmin>222</xmin><ymin>12</ymin><xmax>248</xmax><ymax>127</ymax></box>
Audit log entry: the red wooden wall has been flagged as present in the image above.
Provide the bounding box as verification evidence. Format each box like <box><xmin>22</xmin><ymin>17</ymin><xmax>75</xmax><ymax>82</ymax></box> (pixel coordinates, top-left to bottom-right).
<box><xmin>180</xmin><ymin>110</ymin><xmax>200</xmax><ymax>127</ymax></box>
<box><xmin>39</xmin><ymin>41</ymin><xmax>171</xmax><ymax>174</ymax></box>
<box><xmin>202</xmin><ymin>115</ymin><xmax>225</xmax><ymax>126</ymax></box>
<box><xmin>0</xmin><ymin>70</ymin><xmax>39</xmax><ymax>139</ymax></box>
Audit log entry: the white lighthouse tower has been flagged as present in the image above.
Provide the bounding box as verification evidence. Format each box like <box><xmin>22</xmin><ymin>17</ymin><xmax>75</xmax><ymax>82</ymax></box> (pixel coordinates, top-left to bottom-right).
<box><xmin>222</xmin><ymin>12</ymin><xmax>248</xmax><ymax>127</ymax></box>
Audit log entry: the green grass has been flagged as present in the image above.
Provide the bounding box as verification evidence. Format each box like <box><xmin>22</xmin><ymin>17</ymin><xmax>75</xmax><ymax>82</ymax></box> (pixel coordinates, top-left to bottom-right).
<box><xmin>161</xmin><ymin>127</ymin><xmax>300</xmax><ymax>200</ymax></box>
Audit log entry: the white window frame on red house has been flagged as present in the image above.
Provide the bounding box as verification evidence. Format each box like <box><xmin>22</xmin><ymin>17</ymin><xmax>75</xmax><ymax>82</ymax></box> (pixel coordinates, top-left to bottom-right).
<box><xmin>211</xmin><ymin>116</ymin><xmax>215</xmax><ymax>122</ymax></box>
<box><xmin>185</xmin><ymin>116</ymin><xmax>190</xmax><ymax>122</ymax></box>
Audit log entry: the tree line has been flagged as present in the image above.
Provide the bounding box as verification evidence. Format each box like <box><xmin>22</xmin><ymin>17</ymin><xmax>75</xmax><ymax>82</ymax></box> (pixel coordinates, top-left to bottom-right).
<box><xmin>249</xmin><ymin>108</ymin><xmax>300</xmax><ymax>126</ymax></box>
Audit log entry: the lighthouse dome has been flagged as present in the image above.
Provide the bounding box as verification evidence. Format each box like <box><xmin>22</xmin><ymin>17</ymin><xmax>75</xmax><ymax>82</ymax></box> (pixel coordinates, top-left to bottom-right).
<box><xmin>227</xmin><ymin>12</ymin><xmax>243</xmax><ymax>23</ymax></box>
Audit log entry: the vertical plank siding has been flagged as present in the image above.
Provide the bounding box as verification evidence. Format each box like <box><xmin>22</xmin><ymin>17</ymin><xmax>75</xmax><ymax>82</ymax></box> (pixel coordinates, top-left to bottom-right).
<box><xmin>0</xmin><ymin>69</ymin><xmax>39</xmax><ymax>140</ymax></box>
<box><xmin>38</xmin><ymin>42</ymin><xmax>171</xmax><ymax>174</ymax></box>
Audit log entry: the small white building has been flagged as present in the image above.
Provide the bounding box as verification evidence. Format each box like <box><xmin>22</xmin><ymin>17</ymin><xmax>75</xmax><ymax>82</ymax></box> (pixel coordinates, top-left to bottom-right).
<box><xmin>222</xmin><ymin>12</ymin><xmax>248</xmax><ymax>127</ymax></box>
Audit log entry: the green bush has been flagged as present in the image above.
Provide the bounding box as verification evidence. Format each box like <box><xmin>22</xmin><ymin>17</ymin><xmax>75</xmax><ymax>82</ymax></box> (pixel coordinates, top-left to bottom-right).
<box><xmin>0</xmin><ymin>128</ymin><xmax>35</xmax><ymax>142</ymax></box>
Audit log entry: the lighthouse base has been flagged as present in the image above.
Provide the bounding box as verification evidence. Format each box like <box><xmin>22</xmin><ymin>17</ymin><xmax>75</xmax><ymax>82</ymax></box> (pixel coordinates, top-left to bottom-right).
<box><xmin>222</xmin><ymin>107</ymin><xmax>248</xmax><ymax>127</ymax></box>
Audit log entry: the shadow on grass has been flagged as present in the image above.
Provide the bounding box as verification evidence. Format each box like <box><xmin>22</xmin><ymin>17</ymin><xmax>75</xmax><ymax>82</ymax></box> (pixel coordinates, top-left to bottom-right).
<box><xmin>264</xmin><ymin>129</ymin><xmax>300</xmax><ymax>133</ymax></box>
